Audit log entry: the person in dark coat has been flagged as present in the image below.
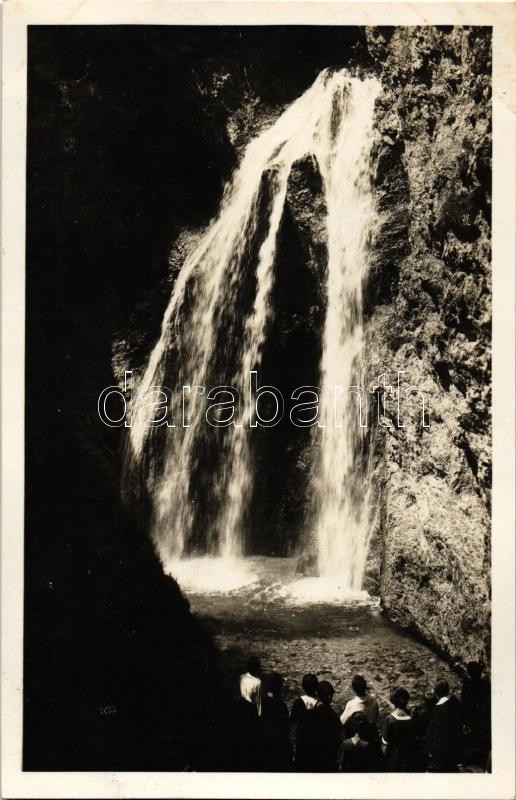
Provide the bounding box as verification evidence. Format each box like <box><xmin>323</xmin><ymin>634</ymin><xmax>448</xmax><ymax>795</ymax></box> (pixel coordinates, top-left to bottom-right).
<box><xmin>239</xmin><ymin>655</ymin><xmax>263</xmax><ymax>716</ymax></box>
<box><xmin>425</xmin><ymin>680</ymin><xmax>463</xmax><ymax>772</ymax></box>
<box><xmin>340</xmin><ymin>675</ymin><xmax>380</xmax><ymax>734</ymax></box>
<box><xmin>339</xmin><ymin>713</ymin><xmax>376</xmax><ymax>772</ymax></box>
<box><xmin>382</xmin><ymin>687</ymin><xmax>423</xmax><ymax>772</ymax></box>
<box><xmin>340</xmin><ymin>674</ymin><xmax>383</xmax><ymax>768</ymax></box>
<box><xmin>260</xmin><ymin>672</ymin><xmax>292</xmax><ymax>771</ymax></box>
<box><xmin>235</xmin><ymin>655</ymin><xmax>263</xmax><ymax>771</ymax></box>
<box><xmin>311</xmin><ymin>681</ymin><xmax>342</xmax><ymax>772</ymax></box>
<box><xmin>289</xmin><ymin>673</ymin><xmax>318</xmax><ymax>771</ymax></box>
<box><xmin>454</xmin><ymin>660</ymin><xmax>491</xmax><ymax>770</ymax></box>
<box><xmin>413</xmin><ymin>692</ymin><xmax>437</xmax><ymax>770</ymax></box>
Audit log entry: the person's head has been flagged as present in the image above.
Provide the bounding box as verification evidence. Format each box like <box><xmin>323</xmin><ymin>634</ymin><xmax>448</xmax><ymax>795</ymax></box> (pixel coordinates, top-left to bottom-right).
<box><xmin>301</xmin><ymin>673</ymin><xmax>319</xmax><ymax>698</ymax></box>
<box><xmin>266</xmin><ymin>672</ymin><xmax>284</xmax><ymax>698</ymax></box>
<box><xmin>352</xmin><ymin>675</ymin><xmax>368</xmax><ymax>698</ymax></box>
<box><xmin>423</xmin><ymin>692</ymin><xmax>436</xmax><ymax>709</ymax></box>
<box><xmin>466</xmin><ymin>661</ymin><xmax>483</xmax><ymax>681</ymax></box>
<box><xmin>246</xmin><ymin>655</ymin><xmax>261</xmax><ymax>678</ymax></box>
<box><xmin>390</xmin><ymin>687</ymin><xmax>410</xmax><ymax>711</ymax></box>
<box><xmin>434</xmin><ymin>680</ymin><xmax>450</xmax><ymax>700</ymax></box>
<box><xmin>317</xmin><ymin>680</ymin><xmax>335</xmax><ymax>705</ymax></box>
<box><xmin>350</xmin><ymin>712</ymin><xmax>368</xmax><ymax>739</ymax></box>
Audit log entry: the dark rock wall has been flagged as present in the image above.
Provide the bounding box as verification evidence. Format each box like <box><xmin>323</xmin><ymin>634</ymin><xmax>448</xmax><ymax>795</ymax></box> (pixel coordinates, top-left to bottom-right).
<box><xmin>364</xmin><ymin>27</ymin><xmax>491</xmax><ymax>662</ymax></box>
<box><xmin>25</xmin><ymin>25</ymin><xmax>242</xmax><ymax>770</ymax></box>
<box><xmin>249</xmin><ymin>156</ymin><xmax>328</xmax><ymax>555</ymax></box>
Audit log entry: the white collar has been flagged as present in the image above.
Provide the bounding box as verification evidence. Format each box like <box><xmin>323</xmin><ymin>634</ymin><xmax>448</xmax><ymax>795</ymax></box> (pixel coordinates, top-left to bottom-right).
<box><xmin>391</xmin><ymin>709</ymin><xmax>411</xmax><ymax>720</ymax></box>
<box><xmin>301</xmin><ymin>694</ymin><xmax>317</xmax><ymax>709</ymax></box>
<box><xmin>350</xmin><ymin>695</ymin><xmax>365</xmax><ymax>706</ymax></box>
<box><xmin>436</xmin><ymin>695</ymin><xmax>450</xmax><ymax>706</ymax></box>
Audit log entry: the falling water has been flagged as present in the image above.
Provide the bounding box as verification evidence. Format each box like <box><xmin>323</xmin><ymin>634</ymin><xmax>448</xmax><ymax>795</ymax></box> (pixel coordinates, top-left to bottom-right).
<box><xmin>124</xmin><ymin>69</ymin><xmax>380</xmax><ymax>592</ymax></box>
<box><xmin>311</xmin><ymin>77</ymin><xmax>379</xmax><ymax>590</ymax></box>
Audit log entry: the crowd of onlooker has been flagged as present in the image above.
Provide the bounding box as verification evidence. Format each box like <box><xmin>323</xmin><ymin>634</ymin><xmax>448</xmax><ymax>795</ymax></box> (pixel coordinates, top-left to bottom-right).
<box><xmin>236</xmin><ymin>656</ymin><xmax>491</xmax><ymax>772</ymax></box>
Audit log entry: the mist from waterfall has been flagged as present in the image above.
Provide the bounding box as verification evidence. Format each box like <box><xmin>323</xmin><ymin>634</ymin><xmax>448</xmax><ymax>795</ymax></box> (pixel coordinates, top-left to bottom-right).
<box><xmin>124</xmin><ymin>69</ymin><xmax>380</xmax><ymax>595</ymax></box>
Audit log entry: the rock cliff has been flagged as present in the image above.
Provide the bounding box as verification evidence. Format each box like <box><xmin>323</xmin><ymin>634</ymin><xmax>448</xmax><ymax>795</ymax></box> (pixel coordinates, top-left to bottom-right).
<box><xmin>364</xmin><ymin>26</ymin><xmax>491</xmax><ymax>661</ymax></box>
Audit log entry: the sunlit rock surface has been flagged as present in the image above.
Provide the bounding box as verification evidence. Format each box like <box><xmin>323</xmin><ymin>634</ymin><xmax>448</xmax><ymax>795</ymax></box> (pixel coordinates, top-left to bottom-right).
<box><xmin>364</xmin><ymin>27</ymin><xmax>491</xmax><ymax>661</ymax></box>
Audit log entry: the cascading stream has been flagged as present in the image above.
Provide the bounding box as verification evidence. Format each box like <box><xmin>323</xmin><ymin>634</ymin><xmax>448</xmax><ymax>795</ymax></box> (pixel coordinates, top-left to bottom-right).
<box><xmin>312</xmin><ymin>78</ymin><xmax>379</xmax><ymax>589</ymax></box>
<box><xmin>124</xmin><ymin>69</ymin><xmax>380</xmax><ymax>592</ymax></box>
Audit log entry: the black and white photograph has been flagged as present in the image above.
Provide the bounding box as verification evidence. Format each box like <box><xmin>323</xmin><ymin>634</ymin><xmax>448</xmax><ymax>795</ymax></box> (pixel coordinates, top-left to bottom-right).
<box><xmin>1</xmin><ymin>2</ymin><xmax>515</xmax><ymax>798</ymax></box>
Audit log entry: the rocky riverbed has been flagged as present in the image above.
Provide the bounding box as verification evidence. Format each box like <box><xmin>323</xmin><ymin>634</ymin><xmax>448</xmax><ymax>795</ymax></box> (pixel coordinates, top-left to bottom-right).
<box><xmin>179</xmin><ymin>556</ymin><xmax>461</xmax><ymax>723</ymax></box>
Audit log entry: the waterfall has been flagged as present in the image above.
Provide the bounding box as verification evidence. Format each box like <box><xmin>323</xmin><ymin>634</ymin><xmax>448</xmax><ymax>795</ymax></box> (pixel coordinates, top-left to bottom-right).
<box><xmin>311</xmin><ymin>77</ymin><xmax>379</xmax><ymax>590</ymax></box>
<box><xmin>124</xmin><ymin>69</ymin><xmax>380</xmax><ymax>592</ymax></box>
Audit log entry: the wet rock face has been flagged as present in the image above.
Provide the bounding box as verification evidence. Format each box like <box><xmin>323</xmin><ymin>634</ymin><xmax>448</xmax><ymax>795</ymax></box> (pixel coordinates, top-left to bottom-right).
<box><xmin>250</xmin><ymin>155</ymin><xmax>328</xmax><ymax>555</ymax></box>
<box><xmin>364</xmin><ymin>27</ymin><xmax>491</xmax><ymax>661</ymax></box>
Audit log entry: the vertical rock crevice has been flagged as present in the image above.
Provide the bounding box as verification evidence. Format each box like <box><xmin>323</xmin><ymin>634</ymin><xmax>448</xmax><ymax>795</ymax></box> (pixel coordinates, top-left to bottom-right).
<box><xmin>252</xmin><ymin>155</ymin><xmax>328</xmax><ymax>555</ymax></box>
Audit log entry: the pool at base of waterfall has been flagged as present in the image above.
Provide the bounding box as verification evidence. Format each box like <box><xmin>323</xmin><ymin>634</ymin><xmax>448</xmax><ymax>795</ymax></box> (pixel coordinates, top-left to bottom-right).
<box><xmin>164</xmin><ymin>555</ymin><xmax>370</xmax><ymax>602</ymax></box>
<box><xmin>163</xmin><ymin>555</ymin><xmax>461</xmax><ymax>721</ymax></box>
